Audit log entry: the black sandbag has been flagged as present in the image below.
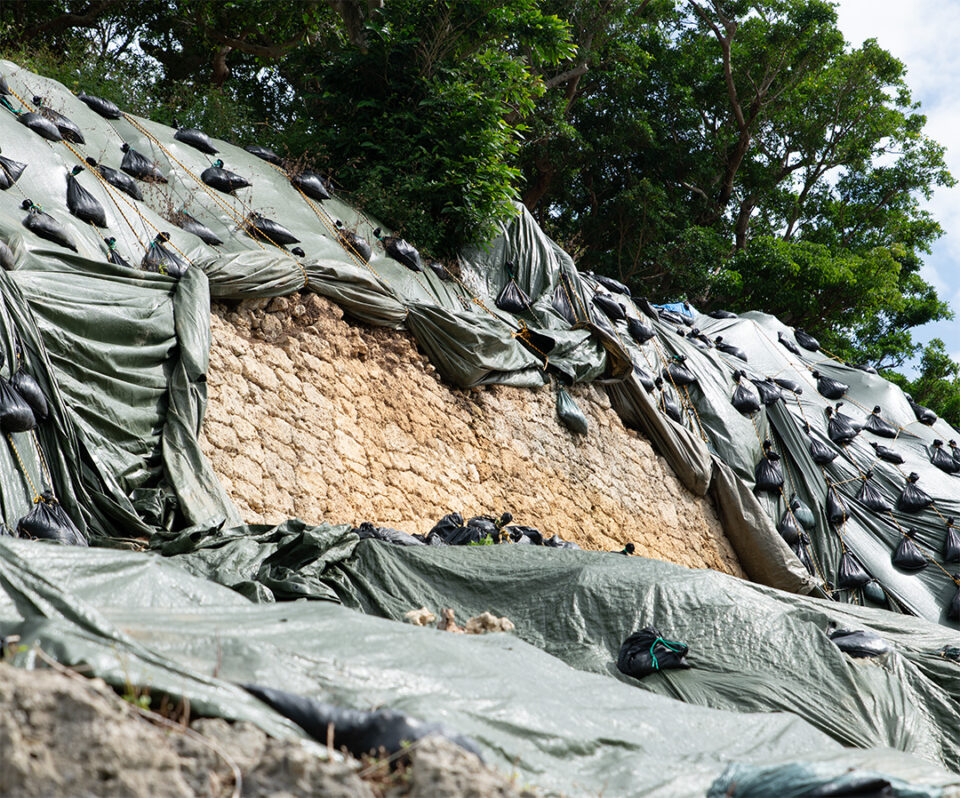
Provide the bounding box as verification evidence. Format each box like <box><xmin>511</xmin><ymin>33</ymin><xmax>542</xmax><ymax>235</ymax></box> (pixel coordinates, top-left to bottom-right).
<box><xmin>836</xmin><ymin>550</ymin><xmax>870</xmax><ymax>588</ymax></box>
<box><xmin>18</xmin><ymin>493</ymin><xmax>84</xmax><ymax>545</ymax></box>
<box><xmin>806</xmin><ymin>426</ymin><xmax>838</xmax><ymax>465</ymax></box>
<box><xmin>551</xmin><ymin>278</ymin><xmax>577</xmax><ymax>324</ymax></box>
<box><xmin>245</xmin><ymin>144</ymin><xmax>282</xmax><ymax>164</ymax></box>
<box><xmin>173</xmin><ymin>120</ymin><xmax>217</xmax><ymax>154</ymax></box>
<box><xmin>429</xmin><ymin>512</ymin><xmax>504</xmax><ymax>546</ymax></box>
<box><xmin>713</xmin><ymin>336</ymin><xmax>747</xmax><ymax>362</ymax></box>
<box><xmin>291</xmin><ymin>247</ymin><xmax>305</xmax><ymax>258</ymax></box>
<box><xmin>0</xmin><ymin>239</ymin><xmax>14</xmax><ymax>270</ymax></box>
<box><xmin>633</xmin><ymin>365</ymin><xmax>655</xmax><ymax>393</ymax></box>
<box><xmin>427</xmin><ymin>261</ymin><xmax>449</xmax><ymax>280</ymax></box>
<box><xmin>906</xmin><ymin>394</ymin><xmax>937</xmax><ymax>425</ymax></box>
<box><xmin>825</xmin><ymin>481</ymin><xmax>848</xmax><ymax>525</ymax></box>
<box><xmin>709</xmin><ymin>309</ymin><xmax>737</xmax><ymax>319</ymax></box>
<box><xmin>20</xmin><ymin>201</ymin><xmax>76</xmax><ymax>251</ymax></box>
<box><xmin>543</xmin><ymin>533</ymin><xmax>579</xmax><ymax>549</ymax></box>
<box><xmin>898</xmin><ymin>472</ymin><xmax>933</xmax><ymax>513</ymax></box>
<box><xmin>869</xmin><ymin>440</ymin><xmax>903</xmax><ymax>464</ymax></box>
<box><xmin>659</xmin><ymin>309</ymin><xmax>686</xmax><ymax>325</ymax></box>
<box><xmin>507</xmin><ymin>525</ymin><xmax>543</xmax><ymax>545</ymax></box>
<box><xmin>663</xmin><ymin>355</ymin><xmax>696</xmax><ymax>387</ymax></box>
<box><xmin>627</xmin><ymin>317</ymin><xmax>655</xmax><ymax>345</ymax></box>
<box><xmin>0</xmin><ymin>74</ymin><xmax>8</xmax><ymax>94</ymax></box>
<box><xmin>141</xmin><ymin>233</ymin><xmax>187</xmax><ymax>278</ymax></box>
<box><xmin>777</xmin><ymin>507</ymin><xmax>802</xmax><ymax>546</ymax></box>
<box><xmin>863</xmin><ymin>406</ymin><xmax>897</xmax><ymax>438</ymax></box>
<box><xmin>65</xmin><ymin>167</ymin><xmax>107</xmax><ymax>228</ymax></box>
<box><xmin>945</xmin><ymin>518</ymin><xmax>960</xmax><ymax>562</ymax></box>
<box><xmin>892</xmin><ymin>530</ymin><xmax>927</xmax><ymax>571</ymax></box>
<box><xmin>243</xmin><ymin>212</ymin><xmax>298</xmax><ymax>246</ymax></box>
<box><xmin>825</xmin><ymin>406</ymin><xmax>858</xmax><ymax>445</ymax></box>
<box><xmin>11</xmin><ymin>369</ymin><xmax>48</xmax><ymax>423</ymax></box>
<box><xmin>174</xmin><ymin>212</ymin><xmax>222</xmax><ymax>246</ymax></box>
<box><xmin>754</xmin><ymin>442</ymin><xmax>784</xmax><ymax>493</ymax></box>
<box><xmin>77</xmin><ymin>92</ymin><xmax>121</xmax><ymax>119</ymax></box>
<box><xmin>750</xmin><ymin>378</ymin><xmax>783</xmax><ymax>406</ymax></box>
<box><xmin>104</xmin><ymin>237</ymin><xmax>130</xmax><ymax>268</ymax></box>
<box><xmin>789</xmin><ymin>493</ymin><xmax>816</xmax><ymax>528</ymax></box>
<box><xmin>855</xmin><ymin>363</ymin><xmax>878</xmax><ymax>374</ymax></box>
<box><xmin>120</xmin><ymin>143</ymin><xmax>167</xmax><ymax>183</ymax></box>
<box><xmin>950</xmin><ymin>440</ymin><xmax>960</xmax><ymax>468</ymax></box>
<box><xmin>794</xmin><ymin>329</ymin><xmax>820</xmax><ymax>351</ymax></box>
<box><xmin>828</xmin><ymin>628</ymin><xmax>891</xmax><ymax>658</ymax></box>
<box><xmin>496</xmin><ymin>278</ymin><xmax>531</xmax><ymax>314</ymax></box>
<box><xmin>201</xmin><ymin>160</ymin><xmax>251</xmax><ymax>193</ymax></box>
<box><xmin>291</xmin><ymin>170</ymin><xmax>331</xmax><ymax>202</ymax></box>
<box><xmin>374</xmin><ymin>227</ymin><xmax>422</xmax><ymax>272</ymax></box>
<box><xmin>930</xmin><ymin>439</ymin><xmax>959</xmax><ymax>473</ymax></box>
<box><xmin>863</xmin><ymin>579</ymin><xmax>886</xmax><ymax>604</ymax></box>
<box><xmin>617</xmin><ymin>627</ymin><xmax>690</xmax><ymax>679</ymax></box>
<box><xmin>32</xmin><ymin>98</ymin><xmax>84</xmax><ymax>143</ymax></box>
<box><xmin>333</xmin><ymin>221</ymin><xmax>372</xmax><ymax>262</ymax></box>
<box><xmin>18</xmin><ymin>111</ymin><xmax>62</xmax><ymax>141</ymax></box>
<box><xmin>0</xmin><ymin>375</ymin><xmax>35</xmax><ymax>432</ymax></box>
<box><xmin>949</xmin><ymin>584</ymin><xmax>960</xmax><ymax>622</ymax></box>
<box><xmin>811</xmin><ymin>370</ymin><xmax>848</xmax><ymax>400</ymax></box>
<box><xmin>515</xmin><ymin>325</ymin><xmax>555</xmax><ymax>361</ymax></box>
<box><xmin>778</xmin><ymin>331</ymin><xmax>801</xmax><ymax>356</ymax></box>
<box><xmin>792</xmin><ymin>531</ymin><xmax>817</xmax><ymax>575</ymax></box>
<box><xmin>85</xmin><ymin>157</ymin><xmax>142</xmax><ymax>201</ymax></box>
<box><xmin>0</xmin><ymin>153</ymin><xmax>26</xmax><ymax>190</ymax></box>
<box><xmin>731</xmin><ymin>371</ymin><xmax>760</xmax><ymax>415</ymax></box>
<box><xmin>773</xmin><ymin>377</ymin><xmax>802</xmax><ymax>394</ymax></box>
<box><xmin>594</xmin><ymin>274</ymin><xmax>630</xmax><ymax>295</ymax></box>
<box><xmin>855</xmin><ymin>472</ymin><xmax>892</xmax><ymax>513</ymax></box>
<box><xmin>637</xmin><ymin>297</ymin><xmax>660</xmax><ymax>320</ymax></box>
<box><xmin>593</xmin><ymin>293</ymin><xmax>626</xmax><ymax>322</ymax></box>
<box><xmin>556</xmin><ymin>386</ymin><xmax>588</xmax><ymax>435</ymax></box>
<box><xmin>354</xmin><ymin>521</ymin><xmax>423</xmax><ymax>546</ymax></box>
<box><xmin>655</xmin><ymin>378</ymin><xmax>682</xmax><ymax>422</ymax></box>
<box><xmin>677</xmin><ymin>328</ymin><xmax>709</xmax><ymax>351</ymax></box>
<box><xmin>243</xmin><ymin>684</ymin><xmax>482</xmax><ymax>760</ymax></box>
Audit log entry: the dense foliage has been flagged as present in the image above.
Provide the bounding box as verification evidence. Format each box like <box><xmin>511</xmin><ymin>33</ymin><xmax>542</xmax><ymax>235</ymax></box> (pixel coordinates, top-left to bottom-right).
<box><xmin>2</xmin><ymin>0</ymin><xmax>958</xmax><ymax>422</ymax></box>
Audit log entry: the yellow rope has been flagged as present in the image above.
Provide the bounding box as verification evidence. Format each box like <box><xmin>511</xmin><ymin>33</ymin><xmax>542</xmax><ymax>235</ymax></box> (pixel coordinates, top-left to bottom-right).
<box><xmin>7</xmin><ymin>432</ymin><xmax>39</xmax><ymax>502</ymax></box>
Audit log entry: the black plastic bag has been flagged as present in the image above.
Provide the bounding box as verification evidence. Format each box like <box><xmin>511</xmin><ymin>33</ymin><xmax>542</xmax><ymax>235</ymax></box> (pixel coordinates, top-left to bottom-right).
<box><xmin>20</xmin><ymin>201</ymin><xmax>76</xmax><ymax>251</ymax></box>
<box><xmin>18</xmin><ymin>111</ymin><xmax>62</xmax><ymax>141</ymax></box>
<box><xmin>243</xmin><ymin>684</ymin><xmax>482</xmax><ymax>760</ymax></box>
<box><xmin>754</xmin><ymin>442</ymin><xmax>784</xmax><ymax>493</ymax></box>
<box><xmin>11</xmin><ymin>369</ymin><xmax>48</xmax><ymax>423</ymax></box>
<box><xmin>496</xmin><ymin>278</ymin><xmax>531</xmax><ymax>314</ymax></box>
<box><xmin>593</xmin><ymin>292</ymin><xmax>626</xmax><ymax>321</ymax></box>
<box><xmin>778</xmin><ymin>331</ymin><xmax>801</xmax><ymax>355</ymax></box>
<box><xmin>825</xmin><ymin>481</ymin><xmax>848</xmax><ymax>525</ymax></box>
<box><xmin>174</xmin><ymin>211</ymin><xmax>222</xmax><ymax>246</ymax></box>
<box><xmin>663</xmin><ymin>355</ymin><xmax>696</xmax><ymax>387</ymax></box>
<box><xmin>863</xmin><ymin>580</ymin><xmax>886</xmax><ymax>604</ymax></box>
<box><xmin>120</xmin><ymin>143</ymin><xmax>167</xmax><ymax>183</ymax></box>
<box><xmin>659</xmin><ymin>309</ymin><xmax>687</xmax><ymax>325</ymax></box>
<box><xmin>427</xmin><ymin>261</ymin><xmax>449</xmax><ymax>280</ymax></box>
<box><xmin>930</xmin><ymin>439</ymin><xmax>959</xmax><ymax>473</ymax></box>
<box><xmin>945</xmin><ymin>518</ymin><xmax>960</xmax><ymax>562</ymax></box>
<box><xmin>0</xmin><ymin>153</ymin><xmax>26</xmax><ymax>190</ymax></box>
<box><xmin>709</xmin><ymin>309</ymin><xmax>737</xmax><ymax>319</ymax></box>
<box><xmin>201</xmin><ymin>160</ymin><xmax>251</xmax><ymax>193</ymax></box>
<box><xmin>907</xmin><ymin>394</ymin><xmax>937</xmax><ymax>425</ymax></box>
<box><xmin>18</xmin><ymin>493</ymin><xmax>84</xmax><ymax>545</ymax></box>
<box><xmin>291</xmin><ymin>247</ymin><xmax>305</xmax><ymax>258</ymax></box>
<box><xmin>85</xmin><ymin>157</ymin><xmax>142</xmax><ymax>201</ymax></box>
<box><xmin>551</xmin><ymin>278</ymin><xmax>577</xmax><ymax>324</ymax></box>
<box><xmin>655</xmin><ymin>378</ymin><xmax>682</xmax><ymax>422</ymax></box>
<box><xmin>627</xmin><ymin>317</ymin><xmax>655</xmax><ymax>344</ymax></box>
<box><xmin>141</xmin><ymin>233</ymin><xmax>187</xmax><ymax>278</ymax></box>
<box><xmin>731</xmin><ymin>371</ymin><xmax>760</xmax><ymax>415</ymax></box>
<box><xmin>593</xmin><ymin>273</ymin><xmax>630</xmax><ymax>295</ymax></box>
<box><xmin>77</xmin><ymin>92</ymin><xmax>121</xmax><ymax>119</ymax></box>
<box><xmin>33</xmin><ymin>98</ymin><xmax>84</xmax><ymax>143</ymax></box>
<box><xmin>892</xmin><ymin>530</ymin><xmax>927</xmax><ymax>571</ymax></box>
<box><xmin>0</xmin><ymin>375</ymin><xmax>35</xmax><ymax>432</ymax></box>
<box><xmin>173</xmin><ymin>120</ymin><xmax>217</xmax><ymax>154</ymax></box>
<box><xmin>869</xmin><ymin>440</ymin><xmax>903</xmax><ymax>464</ymax></box>
<box><xmin>863</xmin><ymin>406</ymin><xmax>897</xmax><ymax>438</ymax></box>
<box><xmin>950</xmin><ymin>440</ymin><xmax>960</xmax><ymax>469</ymax></box>
<box><xmin>104</xmin><ymin>237</ymin><xmax>130</xmax><ymax>268</ymax></box>
<box><xmin>428</xmin><ymin>512</ymin><xmax>509</xmax><ymax>546</ymax></box>
<box><xmin>354</xmin><ymin>521</ymin><xmax>423</xmax><ymax>546</ymax></box>
<box><xmin>855</xmin><ymin>472</ymin><xmax>891</xmax><ymax>513</ymax></box>
<box><xmin>805</xmin><ymin>425</ymin><xmax>837</xmax><ymax>465</ymax></box>
<box><xmin>836</xmin><ymin>550</ymin><xmax>870</xmax><ymax>588</ymax></box>
<box><xmin>243</xmin><ymin>212</ymin><xmax>299</xmax><ymax>247</ymax></box>
<box><xmin>794</xmin><ymin>329</ymin><xmax>820</xmax><ymax>351</ymax></box>
<box><xmin>825</xmin><ymin>406</ymin><xmax>858</xmax><ymax>445</ymax></box>
<box><xmin>777</xmin><ymin>506</ymin><xmax>801</xmax><ymax>545</ymax></box>
<box><xmin>291</xmin><ymin>170</ymin><xmax>331</xmax><ymax>202</ymax></box>
<box><xmin>811</xmin><ymin>370</ymin><xmax>848</xmax><ymax>399</ymax></box>
<box><xmin>789</xmin><ymin>493</ymin><xmax>816</xmax><ymax>528</ymax></box>
<box><xmin>543</xmin><ymin>533</ymin><xmax>579</xmax><ymax>549</ymax></box>
<box><xmin>245</xmin><ymin>144</ymin><xmax>282</xmax><ymax>164</ymax></box>
<box><xmin>637</xmin><ymin>297</ymin><xmax>660</xmax><ymax>320</ymax></box>
<box><xmin>713</xmin><ymin>336</ymin><xmax>747</xmax><ymax>362</ymax></box>
<box><xmin>633</xmin><ymin>365</ymin><xmax>655</xmax><ymax>392</ymax></box>
<box><xmin>66</xmin><ymin>167</ymin><xmax>107</xmax><ymax>227</ymax></box>
<box><xmin>556</xmin><ymin>386</ymin><xmax>588</xmax><ymax>434</ymax></box>
<box><xmin>792</xmin><ymin>531</ymin><xmax>817</xmax><ymax>575</ymax></box>
<box><xmin>507</xmin><ymin>525</ymin><xmax>543</xmax><ymax>545</ymax></box>
<box><xmin>949</xmin><ymin>584</ymin><xmax>960</xmax><ymax>622</ymax></box>
<box><xmin>616</xmin><ymin>626</ymin><xmax>690</xmax><ymax>679</ymax></box>
<box><xmin>750</xmin><ymin>378</ymin><xmax>782</xmax><ymax>405</ymax></box>
<box><xmin>828</xmin><ymin>628</ymin><xmax>891</xmax><ymax>658</ymax></box>
<box><xmin>374</xmin><ymin>227</ymin><xmax>422</xmax><ymax>271</ymax></box>
<box><xmin>773</xmin><ymin>377</ymin><xmax>802</xmax><ymax>394</ymax></box>
<box><xmin>898</xmin><ymin>472</ymin><xmax>933</xmax><ymax>513</ymax></box>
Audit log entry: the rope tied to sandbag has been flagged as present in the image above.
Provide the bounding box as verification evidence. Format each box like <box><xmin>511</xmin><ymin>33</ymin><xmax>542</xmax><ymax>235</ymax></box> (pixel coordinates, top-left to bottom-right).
<box><xmin>649</xmin><ymin>637</ymin><xmax>687</xmax><ymax>671</ymax></box>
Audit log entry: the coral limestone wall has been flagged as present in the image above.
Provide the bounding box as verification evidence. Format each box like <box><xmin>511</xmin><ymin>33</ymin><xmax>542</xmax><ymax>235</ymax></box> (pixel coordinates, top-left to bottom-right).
<box><xmin>201</xmin><ymin>294</ymin><xmax>743</xmax><ymax>576</ymax></box>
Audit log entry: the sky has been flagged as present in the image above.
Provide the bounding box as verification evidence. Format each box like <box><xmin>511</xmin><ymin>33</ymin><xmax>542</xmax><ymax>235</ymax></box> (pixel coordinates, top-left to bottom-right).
<box><xmin>834</xmin><ymin>0</ymin><xmax>960</xmax><ymax>371</ymax></box>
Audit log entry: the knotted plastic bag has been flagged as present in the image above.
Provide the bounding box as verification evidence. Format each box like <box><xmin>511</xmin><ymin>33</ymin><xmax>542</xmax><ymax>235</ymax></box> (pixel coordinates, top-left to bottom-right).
<box><xmin>855</xmin><ymin>472</ymin><xmax>891</xmax><ymax>513</ymax></box>
<box><xmin>754</xmin><ymin>443</ymin><xmax>783</xmax><ymax>493</ymax></box>
<box><xmin>892</xmin><ymin>531</ymin><xmax>927</xmax><ymax>571</ymax></box>
<box><xmin>120</xmin><ymin>143</ymin><xmax>166</xmax><ymax>183</ymax></box>
<box><xmin>804</xmin><ymin>424</ymin><xmax>837</xmax><ymax>465</ymax></box>
<box><xmin>617</xmin><ymin>627</ymin><xmax>690</xmax><ymax>679</ymax></box>
<box><xmin>789</xmin><ymin>494</ymin><xmax>815</xmax><ymax>528</ymax></box>
<box><xmin>945</xmin><ymin>519</ymin><xmax>960</xmax><ymax>562</ymax></box>
<box><xmin>21</xmin><ymin>201</ymin><xmax>76</xmax><ymax>251</ymax></box>
<box><xmin>594</xmin><ymin>274</ymin><xmax>630</xmax><ymax>295</ymax></box>
<box><xmin>778</xmin><ymin>331</ymin><xmax>801</xmax><ymax>355</ymax></box>
<box><xmin>777</xmin><ymin>507</ymin><xmax>801</xmax><ymax>545</ymax></box>
<box><xmin>633</xmin><ymin>365</ymin><xmax>655</xmax><ymax>392</ymax></box>
<box><xmin>811</xmin><ymin>370</ymin><xmax>848</xmax><ymax>399</ymax></box>
<box><xmin>825</xmin><ymin>406</ymin><xmax>858</xmax><ymax>444</ymax></box>
<box><xmin>930</xmin><ymin>439</ymin><xmax>959</xmax><ymax>473</ymax></box>
<box><xmin>174</xmin><ymin>211</ymin><xmax>222</xmax><ymax>246</ymax></box>
<box><xmin>731</xmin><ymin>371</ymin><xmax>760</xmax><ymax>415</ymax></box>
<box><xmin>863</xmin><ymin>406</ymin><xmax>897</xmax><ymax>438</ymax></box>
<box><xmin>243</xmin><ymin>213</ymin><xmax>299</xmax><ymax>247</ymax></box>
<box><xmin>949</xmin><ymin>583</ymin><xmax>960</xmax><ymax>621</ymax></box>
<box><xmin>66</xmin><ymin>167</ymin><xmax>107</xmax><ymax>227</ymax></box>
<box><xmin>826</xmin><ymin>481</ymin><xmax>848</xmax><ymax>525</ymax></box>
<box><xmin>556</xmin><ymin>386</ymin><xmax>588</xmax><ymax>435</ymax></box>
<box><xmin>0</xmin><ymin>375</ymin><xmax>35</xmax><ymax>432</ymax></box>
<box><xmin>869</xmin><ymin>440</ymin><xmax>903</xmax><ymax>464</ymax></box>
<box><xmin>141</xmin><ymin>234</ymin><xmax>187</xmax><ymax>278</ymax></box>
<box><xmin>551</xmin><ymin>278</ymin><xmax>577</xmax><ymax>325</ymax></box>
<box><xmin>174</xmin><ymin>122</ymin><xmax>217</xmax><ymax>154</ymax></box>
<box><xmin>78</xmin><ymin>92</ymin><xmax>121</xmax><ymax>119</ymax></box>
<box><xmin>18</xmin><ymin>111</ymin><xmax>62</xmax><ymax>141</ymax></box>
<box><xmin>245</xmin><ymin>144</ymin><xmax>282</xmax><ymax>164</ymax></box>
<box><xmin>898</xmin><ymin>473</ymin><xmax>933</xmax><ymax>513</ymax></box>
<box><xmin>656</xmin><ymin>378</ymin><xmax>682</xmax><ymax>422</ymax></box>
<box><xmin>11</xmin><ymin>369</ymin><xmax>48</xmax><ymax>423</ymax></box>
<box><xmin>593</xmin><ymin>293</ymin><xmax>625</xmax><ymax>322</ymax></box>
<box><xmin>201</xmin><ymin>161</ymin><xmax>251</xmax><ymax>193</ymax></box>
<box><xmin>495</xmin><ymin>278</ymin><xmax>531</xmax><ymax>314</ymax></box>
<box><xmin>794</xmin><ymin>329</ymin><xmax>820</xmax><ymax>351</ymax></box>
<box><xmin>750</xmin><ymin>378</ymin><xmax>782</xmax><ymax>405</ymax></box>
<box><xmin>86</xmin><ymin>157</ymin><xmax>142</xmax><ymax>201</ymax></box>
<box><xmin>34</xmin><ymin>99</ymin><xmax>84</xmax><ymax>143</ymax></box>
<box><xmin>829</xmin><ymin>628</ymin><xmax>890</xmax><ymax>658</ymax></box>
<box><xmin>663</xmin><ymin>356</ymin><xmax>696</xmax><ymax>387</ymax></box>
<box><xmin>773</xmin><ymin>377</ymin><xmax>802</xmax><ymax>394</ymax></box>
<box><xmin>627</xmin><ymin>317</ymin><xmax>655</xmax><ymax>345</ymax></box>
<box><xmin>907</xmin><ymin>395</ymin><xmax>937</xmax><ymax>425</ymax></box>
<box><xmin>836</xmin><ymin>551</ymin><xmax>870</xmax><ymax>588</ymax></box>
<box><xmin>0</xmin><ymin>153</ymin><xmax>26</xmax><ymax>190</ymax></box>
<box><xmin>291</xmin><ymin>170</ymin><xmax>331</xmax><ymax>202</ymax></box>
<box><xmin>17</xmin><ymin>493</ymin><xmax>85</xmax><ymax>545</ymax></box>
<box><xmin>714</xmin><ymin>336</ymin><xmax>746</xmax><ymax>362</ymax></box>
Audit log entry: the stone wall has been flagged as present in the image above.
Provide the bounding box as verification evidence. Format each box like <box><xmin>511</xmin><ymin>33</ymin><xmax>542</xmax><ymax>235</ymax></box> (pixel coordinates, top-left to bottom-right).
<box><xmin>201</xmin><ymin>294</ymin><xmax>743</xmax><ymax>576</ymax></box>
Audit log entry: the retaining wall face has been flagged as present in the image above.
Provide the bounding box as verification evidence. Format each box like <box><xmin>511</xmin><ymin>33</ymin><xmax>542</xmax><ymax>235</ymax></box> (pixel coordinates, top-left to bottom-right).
<box><xmin>201</xmin><ymin>293</ymin><xmax>744</xmax><ymax>576</ymax></box>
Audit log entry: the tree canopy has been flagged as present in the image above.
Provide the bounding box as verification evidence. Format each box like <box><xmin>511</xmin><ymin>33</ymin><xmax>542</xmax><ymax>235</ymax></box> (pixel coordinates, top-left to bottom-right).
<box><xmin>3</xmin><ymin>0</ymin><xmax>958</xmax><ymax>421</ymax></box>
